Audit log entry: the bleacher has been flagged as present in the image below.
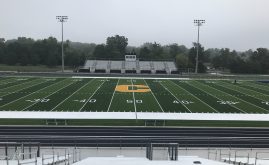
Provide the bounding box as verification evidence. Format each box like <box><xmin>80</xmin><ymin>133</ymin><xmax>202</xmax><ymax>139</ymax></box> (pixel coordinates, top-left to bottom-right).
<box><xmin>78</xmin><ymin>60</ymin><xmax>95</xmax><ymax>72</ymax></box>
<box><xmin>78</xmin><ymin>54</ymin><xmax>178</xmax><ymax>74</ymax></box>
<box><xmin>110</xmin><ymin>61</ymin><xmax>123</xmax><ymax>73</ymax></box>
<box><xmin>139</xmin><ymin>61</ymin><xmax>152</xmax><ymax>74</ymax></box>
<box><xmin>95</xmin><ymin>60</ymin><xmax>109</xmax><ymax>73</ymax></box>
<box><xmin>166</xmin><ymin>61</ymin><xmax>179</xmax><ymax>74</ymax></box>
<box><xmin>124</xmin><ymin>61</ymin><xmax>137</xmax><ymax>73</ymax></box>
<box><xmin>152</xmin><ymin>61</ymin><xmax>166</xmax><ymax>74</ymax></box>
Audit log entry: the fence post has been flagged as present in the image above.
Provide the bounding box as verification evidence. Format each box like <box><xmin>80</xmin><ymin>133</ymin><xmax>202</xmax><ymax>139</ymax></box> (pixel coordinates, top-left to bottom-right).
<box><xmin>35</xmin><ymin>154</ymin><xmax>37</xmax><ymax>165</ymax></box>
<box><xmin>73</xmin><ymin>148</ymin><xmax>75</xmax><ymax>163</ymax></box>
<box><xmin>228</xmin><ymin>151</ymin><xmax>231</xmax><ymax>164</ymax></box>
<box><xmin>37</xmin><ymin>144</ymin><xmax>40</xmax><ymax>157</ymax></box>
<box><xmin>65</xmin><ymin>149</ymin><xmax>67</xmax><ymax>165</ymax></box>
<box><xmin>234</xmin><ymin>151</ymin><xmax>237</xmax><ymax>163</ymax></box>
<box><xmin>29</xmin><ymin>144</ymin><xmax>32</xmax><ymax>159</ymax></box>
<box><xmin>255</xmin><ymin>152</ymin><xmax>258</xmax><ymax>165</ymax></box>
<box><xmin>6</xmin><ymin>156</ymin><xmax>9</xmax><ymax>165</ymax></box>
<box><xmin>5</xmin><ymin>143</ymin><xmax>8</xmax><ymax>161</ymax></box>
<box><xmin>52</xmin><ymin>149</ymin><xmax>55</xmax><ymax>165</ymax></box>
<box><xmin>22</xmin><ymin>143</ymin><xmax>24</xmax><ymax>160</ymax></box>
<box><xmin>68</xmin><ymin>150</ymin><xmax>70</xmax><ymax>165</ymax></box>
<box><xmin>42</xmin><ymin>154</ymin><xmax>44</xmax><ymax>165</ymax></box>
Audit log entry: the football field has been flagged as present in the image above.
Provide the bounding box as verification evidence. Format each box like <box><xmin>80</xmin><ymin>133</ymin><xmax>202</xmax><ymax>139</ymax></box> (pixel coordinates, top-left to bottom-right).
<box><xmin>0</xmin><ymin>76</ymin><xmax>269</xmax><ymax>114</ymax></box>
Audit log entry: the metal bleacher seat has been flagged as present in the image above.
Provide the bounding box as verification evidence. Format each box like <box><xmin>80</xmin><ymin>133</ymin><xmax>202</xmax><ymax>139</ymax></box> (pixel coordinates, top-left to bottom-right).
<box><xmin>110</xmin><ymin>61</ymin><xmax>123</xmax><ymax>73</ymax></box>
<box><xmin>95</xmin><ymin>60</ymin><xmax>109</xmax><ymax>73</ymax></box>
<box><xmin>124</xmin><ymin>61</ymin><xmax>137</xmax><ymax>73</ymax></box>
<box><xmin>166</xmin><ymin>61</ymin><xmax>178</xmax><ymax>74</ymax></box>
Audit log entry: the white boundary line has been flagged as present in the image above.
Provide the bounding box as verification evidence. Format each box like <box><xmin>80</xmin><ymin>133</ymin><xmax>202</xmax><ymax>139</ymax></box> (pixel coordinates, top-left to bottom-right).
<box><xmin>21</xmin><ymin>80</ymin><xmax>74</xmax><ymax>111</ymax></box>
<box><xmin>79</xmin><ymin>80</ymin><xmax>106</xmax><ymax>112</ymax></box>
<box><xmin>107</xmin><ymin>79</ymin><xmax>120</xmax><ymax>112</ymax></box>
<box><xmin>73</xmin><ymin>76</ymin><xmax>190</xmax><ymax>80</ymax></box>
<box><xmin>159</xmin><ymin>81</ymin><xmax>192</xmax><ymax>113</ymax></box>
<box><xmin>143</xmin><ymin>79</ymin><xmax>164</xmax><ymax>112</ymax></box>
<box><xmin>51</xmin><ymin>79</ymin><xmax>95</xmax><ymax>111</ymax></box>
<box><xmin>189</xmin><ymin>81</ymin><xmax>247</xmax><ymax>113</ymax></box>
<box><xmin>170</xmin><ymin>80</ymin><xmax>219</xmax><ymax>113</ymax></box>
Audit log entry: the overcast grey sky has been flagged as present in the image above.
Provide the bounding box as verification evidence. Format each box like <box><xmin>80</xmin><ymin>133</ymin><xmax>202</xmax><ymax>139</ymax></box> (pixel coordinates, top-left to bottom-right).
<box><xmin>0</xmin><ymin>0</ymin><xmax>268</xmax><ymax>51</ymax></box>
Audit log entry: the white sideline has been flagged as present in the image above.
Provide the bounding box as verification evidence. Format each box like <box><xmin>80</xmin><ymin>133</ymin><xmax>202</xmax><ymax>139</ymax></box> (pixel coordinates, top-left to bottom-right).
<box><xmin>1</xmin><ymin>111</ymin><xmax>269</xmax><ymax>121</ymax></box>
<box><xmin>72</xmin><ymin>76</ymin><xmax>191</xmax><ymax>80</ymax></box>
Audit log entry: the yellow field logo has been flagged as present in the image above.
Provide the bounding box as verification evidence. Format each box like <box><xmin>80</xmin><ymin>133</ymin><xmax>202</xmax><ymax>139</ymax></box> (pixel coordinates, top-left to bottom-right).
<box><xmin>115</xmin><ymin>85</ymin><xmax>151</xmax><ymax>93</ymax></box>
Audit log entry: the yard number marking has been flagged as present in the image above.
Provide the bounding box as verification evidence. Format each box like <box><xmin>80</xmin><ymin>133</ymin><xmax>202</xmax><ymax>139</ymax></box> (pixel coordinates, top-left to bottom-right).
<box><xmin>127</xmin><ymin>100</ymin><xmax>143</xmax><ymax>104</ymax></box>
<box><xmin>173</xmin><ymin>100</ymin><xmax>194</xmax><ymax>105</ymax></box>
<box><xmin>73</xmin><ymin>99</ymin><xmax>96</xmax><ymax>103</ymax></box>
<box><xmin>0</xmin><ymin>98</ymin><xmax>2</xmax><ymax>101</ymax></box>
<box><xmin>26</xmin><ymin>99</ymin><xmax>50</xmax><ymax>103</ymax></box>
<box><xmin>217</xmin><ymin>101</ymin><xmax>239</xmax><ymax>105</ymax></box>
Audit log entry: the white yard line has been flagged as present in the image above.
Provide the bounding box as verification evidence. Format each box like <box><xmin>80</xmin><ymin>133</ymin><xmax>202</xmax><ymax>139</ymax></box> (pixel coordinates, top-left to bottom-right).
<box><xmin>0</xmin><ymin>78</ymin><xmax>37</xmax><ymax>91</ymax></box>
<box><xmin>106</xmin><ymin>79</ymin><xmax>120</xmax><ymax>112</ymax></box>
<box><xmin>0</xmin><ymin>78</ymin><xmax>17</xmax><ymax>85</ymax></box>
<box><xmin>51</xmin><ymin>79</ymin><xmax>95</xmax><ymax>111</ymax></box>
<box><xmin>222</xmin><ymin>82</ymin><xmax>269</xmax><ymax>101</ymax></box>
<box><xmin>0</xmin><ymin>80</ymin><xmax>51</xmax><ymax>108</ymax></box>
<box><xmin>143</xmin><ymin>79</ymin><xmax>164</xmax><ymax>112</ymax></box>
<box><xmin>159</xmin><ymin>81</ymin><xmax>192</xmax><ymax>113</ymax></box>
<box><xmin>131</xmin><ymin>79</ymin><xmax>137</xmax><ymax>119</ymax></box>
<box><xmin>244</xmin><ymin>82</ymin><xmax>269</xmax><ymax>92</ymax></box>
<box><xmin>22</xmin><ymin>80</ymin><xmax>74</xmax><ymax>111</ymax></box>
<box><xmin>0</xmin><ymin>79</ymin><xmax>46</xmax><ymax>98</ymax></box>
<box><xmin>189</xmin><ymin>81</ymin><xmax>247</xmax><ymax>113</ymax></box>
<box><xmin>79</xmin><ymin>80</ymin><xmax>106</xmax><ymax>112</ymax></box>
<box><xmin>216</xmin><ymin>83</ymin><xmax>269</xmax><ymax>112</ymax></box>
<box><xmin>170</xmin><ymin>80</ymin><xmax>219</xmax><ymax>113</ymax></box>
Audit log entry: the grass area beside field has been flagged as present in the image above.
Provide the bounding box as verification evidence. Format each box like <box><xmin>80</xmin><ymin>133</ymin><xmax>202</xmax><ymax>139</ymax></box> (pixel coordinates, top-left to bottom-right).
<box><xmin>1</xmin><ymin>119</ymin><xmax>269</xmax><ymax>127</ymax></box>
<box><xmin>0</xmin><ymin>64</ymin><xmax>74</xmax><ymax>72</ymax></box>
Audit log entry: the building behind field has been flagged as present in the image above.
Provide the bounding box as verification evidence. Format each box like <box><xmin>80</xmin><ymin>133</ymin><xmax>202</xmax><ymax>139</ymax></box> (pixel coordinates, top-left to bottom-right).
<box><xmin>78</xmin><ymin>54</ymin><xmax>179</xmax><ymax>74</ymax></box>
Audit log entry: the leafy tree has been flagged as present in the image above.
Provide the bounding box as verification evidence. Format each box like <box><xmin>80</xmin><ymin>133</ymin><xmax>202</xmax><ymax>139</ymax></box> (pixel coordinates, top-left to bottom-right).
<box><xmin>188</xmin><ymin>43</ymin><xmax>206</xmax><ymax>73</ymax></box>
<box><xmin>139</xmin><ymin>47</ymin><xmax>151</xmax><ymax>59</ymax></box>
<box><xmin>106</xmin><ymin>35</ymin><xmax>128</xmax><ymax>58</ymax></box>
<box><xmin>175</xmin><ymin>54</ymin><xmax>188</xmax><ymax>68</ymax></box>
<box><xmin>168</xmin><ymin>44</ymin><xmax>188</xmax><ymax>58</ymax></box>
<box><xmin>93</xmin><ymin>44</ymin><xmax>107</xmax><ymax>59</ymax></box>
<box><xmin>0</xmin><ymin>38</ymin><xmax>5</xmax><ymax>63</ymax></box>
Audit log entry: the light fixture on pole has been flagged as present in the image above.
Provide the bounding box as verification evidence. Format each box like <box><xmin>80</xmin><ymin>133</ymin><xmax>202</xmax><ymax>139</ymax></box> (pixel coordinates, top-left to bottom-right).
<box><xmin>193</xmin><ymin>19</ymin><xmax>205</xmax><ymax>74</ymax></box>
<box><xmin>56</xmin><ymin>16</ymin><xmax>68</xmax><ymax>73</ymax></box>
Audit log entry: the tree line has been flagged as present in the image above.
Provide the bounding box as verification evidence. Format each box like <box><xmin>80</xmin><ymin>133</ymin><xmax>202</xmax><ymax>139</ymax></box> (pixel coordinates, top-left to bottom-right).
<box><xmin>0</xmin><ymin>35</ymin><xmax>268</xmax><ymax>73</ymax></box>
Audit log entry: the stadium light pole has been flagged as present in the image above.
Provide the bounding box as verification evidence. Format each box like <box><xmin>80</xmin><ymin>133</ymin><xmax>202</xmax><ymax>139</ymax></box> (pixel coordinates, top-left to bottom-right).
<box><xmin>56</xmin><ymin>16</ymin><xmax>68</xmax><ymax>73</ymax></box>
<box><xmin>194</xmin><ymin>19</ymin><xmax>205</xmax><ymax>74</ymax></box>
